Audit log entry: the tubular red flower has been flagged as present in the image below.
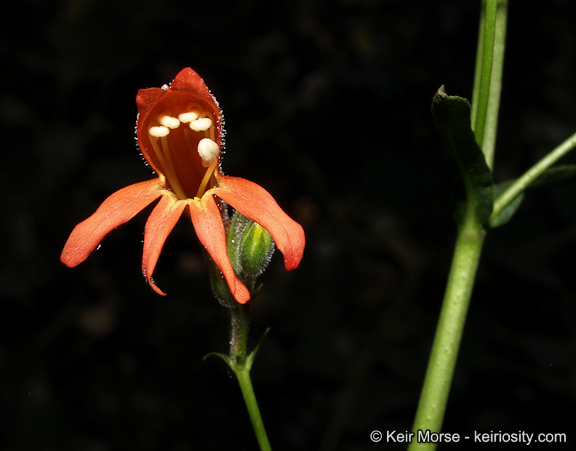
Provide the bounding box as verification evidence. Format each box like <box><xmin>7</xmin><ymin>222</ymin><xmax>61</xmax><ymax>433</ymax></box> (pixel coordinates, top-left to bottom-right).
<box><xmin>61</xmin><ymin>68</ymin><xmax>305</xmax><ymax>303</ymax></box>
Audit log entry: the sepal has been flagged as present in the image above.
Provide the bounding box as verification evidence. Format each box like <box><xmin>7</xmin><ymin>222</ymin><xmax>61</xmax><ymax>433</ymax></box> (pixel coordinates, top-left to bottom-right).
<box><xmin>209</xmin><ymin>262</ymin><xmax>239</xmax><ymax>308</ymax></box>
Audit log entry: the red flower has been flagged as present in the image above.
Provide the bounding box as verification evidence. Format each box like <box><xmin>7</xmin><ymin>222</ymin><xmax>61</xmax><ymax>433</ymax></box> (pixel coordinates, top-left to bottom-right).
<box><xmin>61</xmin><ymin>68</ymin><xmax>305</xmax><ymax>304</ymax></box>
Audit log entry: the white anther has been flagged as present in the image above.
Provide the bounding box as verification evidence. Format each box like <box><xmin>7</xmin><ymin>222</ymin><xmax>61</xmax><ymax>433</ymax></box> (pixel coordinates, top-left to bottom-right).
<box><xmin>197</xmin><ymin>138</ymin><xmax>220</xmax><ymax>167</ymax></box>
<box><xmin>158</xmin><ymin>114</ymin><xmax>180</xmax><ymax>129</ymax></box>
<box><xmin>149</xmin><ymin>125</ymin><xmax>170</xmax><ymax>138</ymax></box>
<box><xmin>178</xmin><ymin>110</ymin><xmax>200</xmax><ymax>123</ymax></box>
<box><xmin>190</xmin><ymin>117</ymin><xmax>212</xmax><ymax>131</ymax></box>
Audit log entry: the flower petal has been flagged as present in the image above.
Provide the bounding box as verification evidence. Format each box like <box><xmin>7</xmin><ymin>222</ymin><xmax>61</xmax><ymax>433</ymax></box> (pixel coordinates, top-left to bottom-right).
<box><xmin>171</xmin><ymin>68</ymin><xmax>214</xmax><ymax>102</ymax></box>
<box><xmin>142</xmin><ymin>194</ymin><xmax>187</xmax><ymax>296</ymax></box>
<box><xmin>61</xmin><ymin>179</ymin><xmax>164</xmax><ymax>267</ymax></box>
<box><xmin>188</xmin><ymin>195</ymin><xmax>251</xmax><ymax>304</ymax></box>
<box><xmin>136</xmin><ymin>87</ymin><xmax>169</xmax><ymax>118</ymax></box>
<box><xmin>212</xmin><ymin>175</ymin><xmax>305</xmax><ymax>270</ymax></box>
<box><xmin>135</xmin><ymin>68</ymin><xmax>222</xmax><ymax>194</ymax></box>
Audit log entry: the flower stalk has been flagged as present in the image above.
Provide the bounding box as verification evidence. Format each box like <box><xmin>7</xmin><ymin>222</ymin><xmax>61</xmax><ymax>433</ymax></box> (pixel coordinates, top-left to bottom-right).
<box><xmin>204</xmin><ymin>211</ymin><xmax>277</xmax><ymax>450</ymax></box>
<box><xmin>206</xmin><ymin>303</ymin><xmax>272</xmax><ymax>451</ymax></box>
<box><xmin>228</xmin><ymin>304</ymin><xmax>272</xmax><ymax>451</ymax></box>
<box><xmin>229</xmin><ymin>303</ymin><xmax>250</xmax><ymax>360</ymax></box>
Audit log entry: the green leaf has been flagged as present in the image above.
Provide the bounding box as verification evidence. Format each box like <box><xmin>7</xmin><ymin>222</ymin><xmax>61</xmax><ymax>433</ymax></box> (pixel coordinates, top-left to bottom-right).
<box><xmin>203</xmin><ymin>352</ymin><xmax>233</xmax><ymax>367</ymax></box>
<box><xmin>432</xmin><ymin>86</ymin><xmax>494</xmax><ymax>226</ymax></box>
<box><xmin>246</xmin><ymin>327</ymin><xmax>270</xmax><ymax>370</ymax></box>
<box><xmin>529</xmin><ymin>164</ymin><xmax>576</xmax><ymax>189</ymax></box>
<box><xmin>203</xmin><ymin>328</ymin><xmax>270</xmax><ymax>374</ymax></box>
<box><xmin>488</xmin><ymin>180</ymin><xmax>524</xmax><ymax>228</ymax></box>
<box><xmin>489</xmin><ymin>165</ymin><xmax>576</xmax><ymax>228</ymax></box>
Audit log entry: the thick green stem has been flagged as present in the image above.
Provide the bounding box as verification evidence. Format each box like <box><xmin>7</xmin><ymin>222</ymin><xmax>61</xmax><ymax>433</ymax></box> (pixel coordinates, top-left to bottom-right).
<box><xmin>471</xmin><ymin>0</ymin><xmax>508</xmax><ymax>168</ymax></box>
<box><xmin>228</xmin><ymin>304</ymin><xmax>272</xmax><ymax>451</ymax></box>
<box><xmin>409</xmin><ymin>222</ymin><xmax>485</xmax><ymax>451</ymax></box>
<box><xmin>408</xmin><ymin>2</ymin><xmax>506</xmax><ymax>447</ymax></box>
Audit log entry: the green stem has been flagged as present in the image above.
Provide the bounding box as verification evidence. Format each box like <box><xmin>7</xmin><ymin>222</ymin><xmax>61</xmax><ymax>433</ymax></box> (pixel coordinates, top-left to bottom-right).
<box><xmin>229</xmin><ymin>303</ymin><xmax>250</xmax><ymax>360</ymax></box>
<box><xmin>471</xmin><ymin>0</ymin><xmax>496</xmax><ymax>145</ymax></box>
<box><xmin>471</xmin><ymin>0</ymin><xmax>508</xmax><ymax>168</ymax></box>
<box><xmin>490</xmin><ymin>131</ymin><xmax>576</xmax><ymax>222</ymax></box>
<box><xmin>409</xmin><ymin>1</ymin><xmax>506</xmax><ymax>448</ymax></box>
<box><xmin>409</xmin><ymin>222</ymin><xmax>485</xmax><ymax>451</ymax></box>
<box><xmin>235</xmin><ymin>366</ymin><xmax>272</xmax><ymax>451</ymax></box>
<box><xmin>228</xmin><ymin>304</ymin><xmax>272</xmax><ymax>451</ymax></box>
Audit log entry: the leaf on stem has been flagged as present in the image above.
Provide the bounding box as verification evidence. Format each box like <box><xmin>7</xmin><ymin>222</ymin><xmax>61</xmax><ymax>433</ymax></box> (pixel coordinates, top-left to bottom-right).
<box><xmin>432</xmin><ymin>86</ymin><xmax>494</xmax><ymax>226</ymax></box>
<box><xmin>203</xmin><ymin>351</ymin><xmax>233</xmax><ymax>367</ymax></box>
<box><xmin>246</xmin><ymin>327</ymin><xmax>271</xmax><ymax>370</ymax></box>
<box><xmin>488</xmin><ymin>180</ymin><xmax>524</xmax><ymax>228</ymax></box>
<box><xmin>489</xmin><ymin>165</ymin><xmax>576</xmax><ymax>228</ymax></box>
<box><xmin>204</xmin><ymin>328</ymin><xmax>270</xmax><ymax>374</ymax></box>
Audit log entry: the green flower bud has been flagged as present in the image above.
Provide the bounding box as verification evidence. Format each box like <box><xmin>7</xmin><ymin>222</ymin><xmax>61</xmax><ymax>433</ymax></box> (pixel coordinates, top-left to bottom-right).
<box><xmin>209</xmin><ymin>210</ymin><xmax>250</xmax><ymax>308</ymax></box>
<box><xmin>209</xmin><ymin>211</ymin><xmax>275</xmax><ymax>306</ymax></box>
<box><xmin>226</xmin><ymin>210</ymin><xmax>251</xmax><ymax>275</ymax></box>
<box><xmin>208</xmin><ymin>261</ymin><xmax>237</xmax><ymax>308</ymax></box>
<box><xmin>239</xmin><ymin>221</ymin><xmax>275</xmax><ymax>277</ymax></box>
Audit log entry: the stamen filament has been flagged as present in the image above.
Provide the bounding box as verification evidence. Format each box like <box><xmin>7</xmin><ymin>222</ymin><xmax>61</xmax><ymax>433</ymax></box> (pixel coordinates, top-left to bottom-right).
<box><xmin>148</xmin><ymin>129</ymin><xmax>187</xmax><ymax>200</ymax></box>
<box><xmin>183</xmin><ymin>126</ymin><xmax>192</xmax><ymax>152</ymax></box>
<box><xmin>196</xmin><ymin>159</ymin><xmax>218</xmax><ymax>198</ymax></box>
<box><xmin>160</xmin><ymin>135</ymin><xmax>187</xmax><ymax>199</ymax></box>
<box><xmin>148</xmin><ymin>134</ymin><xmax>169</xmax><ymax>173</ymax></box>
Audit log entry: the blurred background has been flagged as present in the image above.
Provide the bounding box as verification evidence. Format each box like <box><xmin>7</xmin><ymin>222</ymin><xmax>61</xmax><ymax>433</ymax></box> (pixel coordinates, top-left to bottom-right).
<box><xmin>1</xmin><ymin>0</ymin><xmax>575</xmax><ymax>449</ymax></box>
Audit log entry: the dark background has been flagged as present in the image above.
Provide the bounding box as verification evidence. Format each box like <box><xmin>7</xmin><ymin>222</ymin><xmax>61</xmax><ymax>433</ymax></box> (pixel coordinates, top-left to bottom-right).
<box><xmin>1</xmin><ymin>0</ymin><xmax>575</xmax><ymax>449</ymax></box>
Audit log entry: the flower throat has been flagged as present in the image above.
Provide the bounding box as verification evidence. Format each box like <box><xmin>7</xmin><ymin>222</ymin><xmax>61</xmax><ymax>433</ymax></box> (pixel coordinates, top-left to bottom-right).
<box><xmin>147</xmin><ymin>102</ymin><xmax>220</xmax><ymax>200</ymax></box>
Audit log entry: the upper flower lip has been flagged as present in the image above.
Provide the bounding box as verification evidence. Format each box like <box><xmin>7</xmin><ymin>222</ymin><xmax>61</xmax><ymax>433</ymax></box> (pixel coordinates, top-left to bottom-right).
<box><xmin>61</xmin><ymin>67</ymin><xmax>305</xmax><ymax>304</ymax></box>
